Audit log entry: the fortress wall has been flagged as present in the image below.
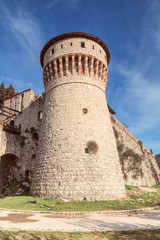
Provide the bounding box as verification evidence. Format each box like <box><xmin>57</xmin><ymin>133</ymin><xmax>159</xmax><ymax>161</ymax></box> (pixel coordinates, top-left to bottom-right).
<box><xmin>110</xmin><ymin>114</ymin><xmax>160</xmax><ymax>186</ymax></box>
<box><xmin>0</xmin><ymin>92</ymin><xmax>45</xmax><ymax>196</ymax></box>
<box><xmin>4</xmin><ymin>89</ymin><xmax>35</xmax><ymax>112</ymax></box>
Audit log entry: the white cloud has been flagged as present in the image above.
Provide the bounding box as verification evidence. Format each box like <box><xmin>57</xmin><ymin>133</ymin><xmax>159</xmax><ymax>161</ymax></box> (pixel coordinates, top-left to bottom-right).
<box><xmin>108</xmin><ymin>0</ymin><xmax>160</xmax><ymax>140</ymax></box>
<box><xmin>111</xmin><ymin>61</ymin><xmax>160</xmax><ymax>136</ymax></box>
<box><xmin>0</xmin><ymin>0</ymin><xmax>43</xmax><ymax>61</ymax></box>
<box><xmin>0</xmin><ymin>76</ymin><xmax>34</xmax><ymax>91</ymax></box>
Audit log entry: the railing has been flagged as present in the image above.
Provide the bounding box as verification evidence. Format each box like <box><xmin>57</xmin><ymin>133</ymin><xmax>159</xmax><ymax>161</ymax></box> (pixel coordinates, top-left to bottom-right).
<box><xmin>3</xmin><ymin>124</ymin><xmax>20</xmax><ymax>135</ymax></box>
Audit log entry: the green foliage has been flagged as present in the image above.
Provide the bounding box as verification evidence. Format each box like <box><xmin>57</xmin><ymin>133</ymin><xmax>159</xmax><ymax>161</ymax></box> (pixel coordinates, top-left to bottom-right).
<box><xmin>151</xmin><ymin>185</ymin><xmax>160</xmax><ymax>189</ymax></box>
<box><xmin>0</xmin><ymin>186</ymin><xmax>160</xmax><ymax>212</ymax></box>
<box><xmin>5</xmin><ymin>84</ymin><xmax>15</xmax><ymax>99</ymax></box>
<box><xmin>0</xmin><ymin>82</ymin><xmax>15</xmax><ymax>109</ymax></box>
<box><xmin>125</xmin><ymin>184</ymin><xmax>134</xmax><ymax>190</ymax></box>
<box><xmin>0</xmin><ymin>82</ymin><xmax>6</xmax><ymax>109</ymax></box>
<box><xmin>116</xmin><ymin>141</ymin><xmax>143</xmax><ymax>179</ymax></box>
<box><xmin>1</xmin><ymin>229</ymin><xmax>160</xmax><ymax>240</ymax></box>
<box><xmin>116</xmin><ymin>140</ymin><xmax>124</xmax><ymax>154</ymax></box>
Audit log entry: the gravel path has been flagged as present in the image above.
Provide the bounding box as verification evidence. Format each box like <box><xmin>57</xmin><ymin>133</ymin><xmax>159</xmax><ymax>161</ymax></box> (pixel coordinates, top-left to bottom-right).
<box><xmin>0</xmin><ymin>210</ymin><xmax>160</xmax><ymax>231</ymax></box>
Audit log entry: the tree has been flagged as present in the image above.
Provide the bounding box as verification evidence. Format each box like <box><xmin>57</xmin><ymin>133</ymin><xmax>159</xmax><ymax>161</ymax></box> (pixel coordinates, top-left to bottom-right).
<box><xmin>0</xmin><ymin>82</ymin><xmax>6</xmax><ymax>109</ymax></box>
<box><xmin>0</xmin><ymin>82</ymin><xmax>16</xmax><ymax>109</ymax></box>
<box><xmin>5</xmin><ymin>84</ymin><xmax>15</xmax><ymax>99</ymax></box>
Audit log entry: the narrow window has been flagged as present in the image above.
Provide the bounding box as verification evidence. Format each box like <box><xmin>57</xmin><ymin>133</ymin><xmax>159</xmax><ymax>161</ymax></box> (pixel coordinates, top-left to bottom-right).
<box><xmin>81</xmin><ymin>42</ymin><xmax>85</xmax><ymax>48</ymax></box>
<box><xmin>81</xmin><ymin>55</ymin><xmax>85</xmax><ymax>74</ymax></box>
<box><xmin>61</xmin><ymin>44</ymin><xmax>63</xmax><ymax>49</ymax></box>
<box><xmin>51</xmin><ymin>48</ymin><xmax>54</xmax><ymax>54</ymax></box>
<box><xmin>70</xmin><ymin>42</ymin><xmax>73</xmax><ymax>46</ymax></box>
<box><xmin>38</xmin><ymin>111</ymin><xmax>42</xmax><ymax>121</ymax></box>
<box><xmin>100</xmin><ymin>50</ymin><xmax>101</xmax><ymax>54</ymax></box>
<box><xmin>93</xmin><ymin>45</ymin><xmax>94</xmax><ymax>50</ymax></box>
<box><xmin>21</xmin><ymin>94</ymin><xmax>24</xmax><ymax>111</ymax></box>
<box><xmin>85</xmin><ymin>148</ymin><xmax>89</xmax><ymax>154</ymax></box>
<box><xmin>62</xmin><ymin>58</ymin><xmax>66</xmax><ymax>76</ymax></box>
<box><xmin>88</xmin><ymin>57</ymin><xmax>91</xmax><ymax>74</ymax></box>
<box><xmin>69</xmin><ymin>56</ymin><xmax>72</xmax><ymax>73</ymax></box>
<box><xmin>75</xmin><ymin>55</ymin><xmax>78</xmax><ymax>73</ymax></box>
<box><xmin>57</xmin><ymin>59</ymin><xmax>60</xmax><ymax>74</ymax></box>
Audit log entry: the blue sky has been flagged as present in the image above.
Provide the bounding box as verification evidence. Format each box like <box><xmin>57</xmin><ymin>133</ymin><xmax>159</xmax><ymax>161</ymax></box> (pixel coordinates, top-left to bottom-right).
<box><xmin>0</xmin><ymin>0</ymin><xmax>160</xmax><ymax>154</ymax></box>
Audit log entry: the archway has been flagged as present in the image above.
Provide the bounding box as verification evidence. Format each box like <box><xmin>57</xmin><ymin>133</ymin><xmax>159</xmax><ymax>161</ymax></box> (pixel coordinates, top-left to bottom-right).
<box><xmin>0</xmin><ymin>153</ymin><xmax>19</xmax><ymax>196</ymax></box>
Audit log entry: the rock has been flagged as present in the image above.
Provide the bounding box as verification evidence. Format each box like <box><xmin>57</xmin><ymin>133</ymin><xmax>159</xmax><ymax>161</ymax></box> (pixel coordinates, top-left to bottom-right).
<box><xmin>15</xmin><ymin>188</ymin><xmax>24</xmax><ymax>196</ymax></box>
<box><xmin>137</xmin><ymin>198</ymin><xmax>143</xmax><ymax>202</ymax></box>
<box><xmin>139</xmin><ymin>187</ymin><xmax>157</xmax><ymax>193</ymax></box>
<box><xmin>83</xmin><ymin>197</ymin><xmax>88</xmax><ymax>201</ymax></box>
<box><xmin>58</xmin><ymin>197</ymin><xmax>69</xmax><ymax>202</ymax></box>
<box><xmin>22</xmin><ymin>182</ymin><xmax>30</xmax><ymax>188</ymax></box>
<box><xmin>28</xmin><ymin>200</ymin><xmax>39</xmax><ymax>204</ymax></box>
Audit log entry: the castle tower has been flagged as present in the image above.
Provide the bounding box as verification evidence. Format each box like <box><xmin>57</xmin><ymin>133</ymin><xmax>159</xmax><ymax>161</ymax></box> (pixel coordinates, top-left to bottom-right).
<box><xmin>30</xmin><ymin>32</ymin><xmax>126</xmax><ymax>200</ymax></box>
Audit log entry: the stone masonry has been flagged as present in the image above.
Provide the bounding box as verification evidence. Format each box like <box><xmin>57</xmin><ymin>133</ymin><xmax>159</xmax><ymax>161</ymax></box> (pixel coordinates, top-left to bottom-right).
<box><xmin>0</xmin><ymin>32</ymin><xmax>159</xmax><ymax>199</ymax></box>
<box><xmin>30</xmin><ymin>32</ymin><xmax>126</xmax><ymax>200</ymax></box>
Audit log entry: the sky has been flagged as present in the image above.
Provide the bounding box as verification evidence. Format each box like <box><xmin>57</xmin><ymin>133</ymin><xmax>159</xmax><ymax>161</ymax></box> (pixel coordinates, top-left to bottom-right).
<box><xmin>0</xmin><ymin>0</ymin><xmax>160</xmax><ymax>154</ymax></box>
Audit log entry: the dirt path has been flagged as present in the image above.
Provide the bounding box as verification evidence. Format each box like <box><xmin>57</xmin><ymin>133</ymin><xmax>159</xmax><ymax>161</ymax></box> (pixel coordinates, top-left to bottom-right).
<box><xmin>0</xmin><ymin>210</ymin><xmax>160</xmax><ymax>232</ymax></box>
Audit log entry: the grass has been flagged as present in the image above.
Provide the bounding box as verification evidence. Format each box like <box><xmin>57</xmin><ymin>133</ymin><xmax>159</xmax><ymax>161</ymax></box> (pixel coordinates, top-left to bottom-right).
<box><xmin>0</xmin><ymin>185</ymin><xmax>159</xmax><ymax>212</ymax></box>
<box><xmin>0</xmin><ymin>230</ymin><xmax>160</xmax><ymax>240</ymax></box>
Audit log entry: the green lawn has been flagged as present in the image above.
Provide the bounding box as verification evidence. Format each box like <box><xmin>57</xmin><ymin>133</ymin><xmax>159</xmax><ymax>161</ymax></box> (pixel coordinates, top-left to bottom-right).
<box><xmin>0</xmin><ymin>185</ymin><xmax>159</xmax><ymax>212</ymax></box>
<box><xmin>0</xmin><ymin>230</ymin><xmax>160</xmax><ymax>240</ymax></box>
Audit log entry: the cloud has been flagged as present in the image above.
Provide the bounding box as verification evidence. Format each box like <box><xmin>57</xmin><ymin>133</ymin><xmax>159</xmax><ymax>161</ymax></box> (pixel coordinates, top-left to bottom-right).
<box><xmin>0</xmin><ymin>0</ymin><xmax>43</xmax><ymax>61</ymax></box>
<box><xmin>144</xmin><ymin>0</ymin><xmax>160</xmax><ymax>52</ymax></box>
<box><xmin>0</xmin><ymin>76</ymin><xmax>34</xmax><ymax>91</ymax></box>
<box><xmin>110</xmin><ymin>60</ymin><xmax>160</xmax><ymax>136</ymax></box>
<box><xmin>108</xmin><ymin>0</ymin><xmax>160</xmax><ymax>142</ymax></box>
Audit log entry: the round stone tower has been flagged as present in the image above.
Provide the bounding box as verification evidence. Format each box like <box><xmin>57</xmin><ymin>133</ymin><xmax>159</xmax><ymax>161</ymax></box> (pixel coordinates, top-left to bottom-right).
<box><xmin>30</xmin><ymin>32</ymin><xmax>126</xmax><ymax>200</ymax></box>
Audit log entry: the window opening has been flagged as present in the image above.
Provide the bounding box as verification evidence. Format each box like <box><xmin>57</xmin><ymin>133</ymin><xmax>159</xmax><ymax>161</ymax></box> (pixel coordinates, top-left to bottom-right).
<box><xmin>38</xmin><ymin>111</ymin><xmax>42</xmax><ymax>121</ymax></box>
<box><xmin>81</xmin><ymin>42</ymin><xmax>85</xmax><ymax>48</ymax></box>
<box><xmin>69</xmin><ymin>56</ymin><xmax>72</xmax><ymax>73</ymax></box>
<box><xmin>75</xmin><ymin>55</ymin><xmax>78</xmax><ymax>73</ymax></box>
<box><xmin>62</xmin><ymin>58</ymin><xmax>66</xmax><ymax>76</ymax></box>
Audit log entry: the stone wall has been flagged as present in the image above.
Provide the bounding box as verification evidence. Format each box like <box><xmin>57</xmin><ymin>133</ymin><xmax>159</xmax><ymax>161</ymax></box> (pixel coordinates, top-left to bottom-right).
<box><xmin>0</xmin><ymin>91</ymin><xmax>45</xmax><ymax>196</ymax></box>
<box><xmin>0</xmin><ymin>86</ymin><xmax>159</xmax><ymax>197</ymax></box>
<box><xmin>30</xmin><ymin>34</ymin><xmax>126</xmax><ymax>201</ymax></box>
<box><xmin>110</xmin><ymin>114</ymin><xmax>160</xmax><ymax>186</ymax></box>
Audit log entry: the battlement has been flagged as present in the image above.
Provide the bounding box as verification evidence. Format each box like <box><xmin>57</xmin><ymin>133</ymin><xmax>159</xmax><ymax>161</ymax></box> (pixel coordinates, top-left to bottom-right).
<box><xmin>43</xmin><ymin>53</ymin><xmax>108</xmax><ymax>92</ymax></box>
<box><xmin>42</xmin><ymin>33</ymin><xmax>110</xmax><ymax>93</ymax></box>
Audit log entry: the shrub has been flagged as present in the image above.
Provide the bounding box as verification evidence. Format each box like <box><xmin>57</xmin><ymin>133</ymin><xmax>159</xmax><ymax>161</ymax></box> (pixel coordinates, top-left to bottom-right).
<box><xmin>125</xmin><ymin>184</ymin><xmax>134</xmax><ymax>190</ymax></box>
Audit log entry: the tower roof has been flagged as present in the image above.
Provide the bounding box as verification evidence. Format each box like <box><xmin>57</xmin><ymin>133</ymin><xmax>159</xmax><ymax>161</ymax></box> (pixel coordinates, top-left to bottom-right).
<box><xmin>40</xmin><ymin>32</ymin><xmax>111</xmax><ymax>68</ymax></box>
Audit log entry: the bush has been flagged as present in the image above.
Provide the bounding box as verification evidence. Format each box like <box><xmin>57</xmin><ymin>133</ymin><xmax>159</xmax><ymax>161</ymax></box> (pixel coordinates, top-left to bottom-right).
<box><xmin>125</xmin><ymin>184</ymin><xmax>134</xmax><ymax>190</ymax></box>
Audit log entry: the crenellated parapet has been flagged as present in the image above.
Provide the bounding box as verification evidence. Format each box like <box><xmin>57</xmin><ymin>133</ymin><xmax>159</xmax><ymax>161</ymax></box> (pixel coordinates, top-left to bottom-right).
<box><xmin>43</xmin><ymin>53</ymin><xmax>108</xmax><ymax>92</ymax></box>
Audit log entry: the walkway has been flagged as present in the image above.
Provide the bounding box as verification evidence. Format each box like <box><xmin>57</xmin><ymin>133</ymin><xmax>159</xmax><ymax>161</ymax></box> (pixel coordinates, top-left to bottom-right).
<box><xmin>0</xmin><ymin>209</ymin><xmax>160</xmax><ymax>231</ymax></box>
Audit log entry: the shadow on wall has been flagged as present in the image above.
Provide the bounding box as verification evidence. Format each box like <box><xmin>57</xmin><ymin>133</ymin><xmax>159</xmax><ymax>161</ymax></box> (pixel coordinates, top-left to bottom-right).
<box><xmin>0</xmin><ymin>95</ymin><xmax>44</xmax><ymax>197</ymax></box>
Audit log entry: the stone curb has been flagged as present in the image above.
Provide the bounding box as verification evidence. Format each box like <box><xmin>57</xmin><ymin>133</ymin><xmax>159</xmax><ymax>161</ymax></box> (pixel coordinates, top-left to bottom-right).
<box><xmin>0</xmin><ymin>206</ymin><xmax>160</xmax><ymax>217</ymax></box>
